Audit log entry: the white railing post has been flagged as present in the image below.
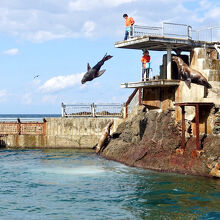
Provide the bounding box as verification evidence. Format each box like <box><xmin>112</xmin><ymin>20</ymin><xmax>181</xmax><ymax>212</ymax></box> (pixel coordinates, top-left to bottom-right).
<box><xmin>162</xmin><ymin>22</ymin><xmax>164</xmax><ymax>37</ymax></box>
<box><xmin>167</xmin><ymin>46</ymin><xmax>172</xmax><ymax>80</ymax></box>
<box><xmin>187</xmin><ymin>26</ymin><xmax>190</xmax><ymax>39</ymax></box>
<box><xmin>92</xmin><ymin>103</ymin><xmax>95</xmax><ymax>117</ymax></box>
<box><xmin>61</xmin><ymin>103</ymin><xmax>65</xmax><ymax>117</ymax></box>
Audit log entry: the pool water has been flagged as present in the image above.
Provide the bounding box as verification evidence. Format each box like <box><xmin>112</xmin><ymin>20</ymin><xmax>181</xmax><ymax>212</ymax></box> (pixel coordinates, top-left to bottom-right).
<box><xmin>0</xmin><ymin>149</ymin><xmax>220</xmax><ymax>220</ymax></box>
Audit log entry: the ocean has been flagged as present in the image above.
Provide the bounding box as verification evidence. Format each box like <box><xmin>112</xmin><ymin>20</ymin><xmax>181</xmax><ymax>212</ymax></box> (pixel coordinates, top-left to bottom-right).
<box><xmin>0</xmin><ymin>114</ymin><xmax>61</xmax><ymax>121</ymax></box>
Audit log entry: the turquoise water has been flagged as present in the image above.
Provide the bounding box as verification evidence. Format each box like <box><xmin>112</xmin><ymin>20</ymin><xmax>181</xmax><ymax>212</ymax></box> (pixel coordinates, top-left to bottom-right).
<box><xmin>0</xmin><ymin>149</ymin><xmax>220</xmax><ymax>220</ymax></box>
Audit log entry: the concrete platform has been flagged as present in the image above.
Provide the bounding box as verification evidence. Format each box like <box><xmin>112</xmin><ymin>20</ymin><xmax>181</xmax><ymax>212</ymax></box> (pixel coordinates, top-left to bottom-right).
<box><xmin>121</xmin><ymin>79</ymin><xmax>180</xmax><ymax>88</ymax></box>
<box><xmin>115</xmin><ymin>35</ymin><xmax>218</xmax><ymax>51</ymax></box>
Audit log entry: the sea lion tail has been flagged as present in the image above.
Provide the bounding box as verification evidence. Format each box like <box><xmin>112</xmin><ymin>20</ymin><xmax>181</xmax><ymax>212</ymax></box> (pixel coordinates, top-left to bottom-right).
<box><xmin>102</xmin><ymin>53</ymin><xmax>113</xmax><ymax>62</ymax></box>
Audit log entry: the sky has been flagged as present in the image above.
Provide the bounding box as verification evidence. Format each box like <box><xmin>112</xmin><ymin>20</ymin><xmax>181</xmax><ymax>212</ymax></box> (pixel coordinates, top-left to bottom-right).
<box><xmin>0</xmin><ymin>0</ymin><xmax>219</xmax><ymax>114</ymax></box>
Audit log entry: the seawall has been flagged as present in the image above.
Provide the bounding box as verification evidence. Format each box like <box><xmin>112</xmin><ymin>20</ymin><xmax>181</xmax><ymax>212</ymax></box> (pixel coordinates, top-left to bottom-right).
<box><xmin>0</xmin><ymin>117</ymin><xmax>124</xmax><ymax>149</ymax></box>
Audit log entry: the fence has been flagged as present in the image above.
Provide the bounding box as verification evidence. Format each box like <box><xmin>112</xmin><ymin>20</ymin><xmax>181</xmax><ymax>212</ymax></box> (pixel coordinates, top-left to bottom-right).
<box><xmin>132</xmin><ymin>25</ymin><xmax>162</xmax><ymax>37</ymax></box>
<box><xmin>162</xmin><ymin>22</ymin><xmax>192</xmax><ymax>39</ymax></box>
<box><xmin>129</xmin><ymin>22</ymin><xmax>220</xmax><ymax>42</ymax></box>
<box><xmin>62</xmin><ymin>103</ymin><xmax>125</xmax><ymax>118</ymax></box>
<box><xmin>195</xmin><ymin>26</ymin><xmax>220</xmax><ymax>42</ymax></box>
<box><xmin>130</xmin><ymin>22</ymin><xmax>192</xmax><ymax>40</ymax></box>
<box><xmin>0</xmin><ymin>119</ymin><xmax>46</xmax><ymax>135</ymax></box>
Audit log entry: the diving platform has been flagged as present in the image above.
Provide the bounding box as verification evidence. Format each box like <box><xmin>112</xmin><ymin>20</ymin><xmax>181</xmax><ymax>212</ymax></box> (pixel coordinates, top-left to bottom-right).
<box><xmin>115</xmin><ymin>22</ymin><xmax>220</xmax><ymax>51</ymax></box>
<box><xmin>116</xmin><ymin>23</ymin><xmax>220</xmax><ymax>82</ymax></box>
<box><xmin>115</xmin><ymin>35</ymin><xmax>217</xmax><ymax>52</ymax></box>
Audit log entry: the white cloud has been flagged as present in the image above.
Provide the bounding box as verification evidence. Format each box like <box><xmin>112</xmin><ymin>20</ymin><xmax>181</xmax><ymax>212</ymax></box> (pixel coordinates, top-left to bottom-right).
<box><xmin>199</xmin><ymin>0</ymin><xmax>213</xmax><ymax>10</ymax></box>
<box><xmin>25</xmin><ymin>31</ymin><xmax>67</xmax><ymax>43</ymax></box>
<box><xmin>81</xmin><ymin>21</ymin><xmax>96</xmax><ymax>37</ymax></box>
<box><xmin>0</xmin><ymin>90</ymin><xmax>7</xmax><ymax>102</ymax></box>
<box><xmin>3</xmin><ymin>48</ymin><xmax>19</xmax><ymax>55</ymax></box>
<box><xmin>39</xmin><ymin>73</ymin><xmax>84</xmax><ymax>93</ymax></box>
<box><xmin>69</xmin><ymin>0</ymin><xmax>137</xmax><ymax>11</ymax></box>
<box><xmin>205</xmin><ymin>7</ymin><xmax>220</xmax><ymax>20</ymax></box>
<box><xmin>0</xmin><ymin>0</ymin><xmax>219</xmax><ymax>42</ymax></box>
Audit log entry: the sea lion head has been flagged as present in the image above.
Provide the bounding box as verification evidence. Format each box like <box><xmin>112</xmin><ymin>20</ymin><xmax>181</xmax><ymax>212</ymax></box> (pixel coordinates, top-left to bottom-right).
<box><xmin>81</xmin><ymin>72</ymin><xmax>89</xmax><ymax>84</ymax></box>
<box><xmin>81</xmin><ymin>78</ymin><xmax>86</xmax><ymax>84</ymax></box>
<box><xmin>172</xmin><ymin>56</ymin><xmax>182</xmax><ymax>63</ymax></box>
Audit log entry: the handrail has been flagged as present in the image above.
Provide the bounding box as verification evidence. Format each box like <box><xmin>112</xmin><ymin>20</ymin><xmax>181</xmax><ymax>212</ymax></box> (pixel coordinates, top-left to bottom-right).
<box><xmin>195</xmin><ymin>26</ymin><xmax>220</xmax><ymax>42</ymax></box>
<box><xmin>130</xmin><ymin>22</ymin><xmax>220</xmax><ymax>42</ymax></box>
<box><xmin>125</xmin><ymin>88</ymin><xmax>138</xmax><ymax>106</ymax></box>
<box><xmin>124</xmin><ymin>88</ymin><xmax>140</xmax><ymax>118</ymax></box>
<box><xmin>131</xmin><ymin>22</ymin><xmax>192</xmax><ymax>40</ymax></box>
<box><xmin>62</xmin><ymin>103</ymin><xmax>124</xmax><ymax>118</ymax></box>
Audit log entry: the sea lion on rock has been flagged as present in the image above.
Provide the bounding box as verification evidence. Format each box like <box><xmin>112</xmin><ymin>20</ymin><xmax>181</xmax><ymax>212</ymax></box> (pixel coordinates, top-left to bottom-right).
<box><xmin>96</xmin><ymin>121</ymin><xmax>113</xmax><ymax>154</ymax></box>
<box><xmin>172</xmin><ymin>56</ymin><xmax>212</xmax><ymax>89</ymax></box>
<box><xmin>81</xmin><ymin>53</ymin><xmax>113</xmax><ymax>84</ymax></box>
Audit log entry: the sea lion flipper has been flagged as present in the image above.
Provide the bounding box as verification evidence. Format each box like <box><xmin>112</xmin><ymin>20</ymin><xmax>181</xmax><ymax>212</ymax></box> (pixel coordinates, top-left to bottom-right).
<box><xmin>96</xmin><ymin>69</ymin><xmax>106</xmax><ymax>77</ymax></box>
<box><xmin>185</xmin><ymin>78</ymin><xmax>191</xmax><ymax>88</ymax></box>
<box><xmin>87</xmin><ymin>63</ymin><xmax>91</xmax><ymax>71</ymax></box>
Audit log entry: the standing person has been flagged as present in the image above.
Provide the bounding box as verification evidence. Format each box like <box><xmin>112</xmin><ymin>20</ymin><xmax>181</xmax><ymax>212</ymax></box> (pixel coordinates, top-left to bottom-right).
<box><xmin>141</xmin><ymin>50</ymin><xmax>151</xmax><ymax>80</ymax></box>
<box><xmin>123</xmin><ymin>14</ymin><xmax>135</xmax><ymax>40</ymax></box>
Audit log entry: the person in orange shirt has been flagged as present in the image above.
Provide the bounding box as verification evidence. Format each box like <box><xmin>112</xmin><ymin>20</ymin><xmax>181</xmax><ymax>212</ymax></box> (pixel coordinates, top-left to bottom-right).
<box><xmin>141</xmin><ymin>50</ymin><xmax>151</xmax><ymax>80</ymax></box>
<box><xmin>123</xmin><ymin>14</ymin><xmax>135</xmax><ymax>40</ymax></box>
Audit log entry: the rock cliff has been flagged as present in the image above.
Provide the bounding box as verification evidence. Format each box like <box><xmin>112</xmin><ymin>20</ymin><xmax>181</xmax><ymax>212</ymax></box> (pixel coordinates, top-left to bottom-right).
<box><xmin>101</xmin><ymin>106</ymin><xmax>220</xmax><ymax>178</ymax></box>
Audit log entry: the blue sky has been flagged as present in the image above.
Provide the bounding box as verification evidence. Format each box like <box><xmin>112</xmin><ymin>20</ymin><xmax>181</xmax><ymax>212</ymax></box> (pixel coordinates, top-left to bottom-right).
<box><xmin>0</xmin><ymin>0</ymin><xmax>219</xmax><ymax>114</ymax></box>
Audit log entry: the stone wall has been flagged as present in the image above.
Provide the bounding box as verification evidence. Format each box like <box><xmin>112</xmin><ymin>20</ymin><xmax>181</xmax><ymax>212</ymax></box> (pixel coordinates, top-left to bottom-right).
<box><xmin>0</xmin><ymin>117</ymin><xmax>124</xmax><ymax>149</ymax></box>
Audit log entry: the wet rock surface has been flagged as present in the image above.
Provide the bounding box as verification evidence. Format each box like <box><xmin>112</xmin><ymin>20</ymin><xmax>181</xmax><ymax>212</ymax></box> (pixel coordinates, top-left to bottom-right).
<box><xmin>101</xmin><ymin>106</ymin><xmax>220</xmax><ymax>177</ymax></box>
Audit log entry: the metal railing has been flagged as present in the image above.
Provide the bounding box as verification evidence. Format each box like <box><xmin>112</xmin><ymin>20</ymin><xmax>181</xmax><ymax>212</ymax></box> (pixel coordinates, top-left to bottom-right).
<box><xmin>195</xmin><ymin>26</ymin><xmax>220</xmax><ymax>42</ymax></box>
<box><xmin>124</xmin><ymin>88</ymin><xmax>140</xmax><ymax>117</ymax></box>
<box><xmin>162</xmin><ymin>22</ymin><xmax>192</xmax><ymax>39</ymax></box>
<box><xmin>132</xmin><ymin>25</ymin><xmax>162</xmax><ymax>37</ymax></box>
<box><xmin>0</xmin><ymin>120</ymin><xmax>46</xmax><ymax>135</ymax></box>
<box><xmin>130</xmin><ymin>22</ymin><xmax>192</xmax><ymax>40</ymax></box>
<box><xmin>129</xmin><ymin>22</ymin><xmax>220</xmax><ymax>42</ymax></box>
<box><xmin>0</xmin><ymin>118</ymin><xmax>46</xmax><ymax>122</ymax></box>
<box><xmin>62</xmin><ymin>103</ymin><xmax>125</xmax><ymax>118</ymax></box>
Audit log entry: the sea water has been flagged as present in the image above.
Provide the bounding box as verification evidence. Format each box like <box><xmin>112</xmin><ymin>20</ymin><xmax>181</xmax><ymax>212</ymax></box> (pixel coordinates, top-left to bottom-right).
<box><xmin>0</xmin><ymin>149</ymin><xmax>220</xmax><ymax>220</ymax></box>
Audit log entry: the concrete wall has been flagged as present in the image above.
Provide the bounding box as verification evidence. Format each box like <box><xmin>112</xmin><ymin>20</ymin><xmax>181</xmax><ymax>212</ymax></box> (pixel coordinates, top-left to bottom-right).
<box><xmin>0</xmin><ymin>117</ymin><xmax>124</xmax><ymax>149</ymax></box>
<box><xmin>142</xmin><ymin>87</ymin><xmax>176</xmax><ymax>111</ymax></box>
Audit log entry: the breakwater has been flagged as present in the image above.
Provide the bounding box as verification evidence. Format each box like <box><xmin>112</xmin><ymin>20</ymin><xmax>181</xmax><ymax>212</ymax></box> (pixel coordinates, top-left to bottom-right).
<box><xmin>0</xmin><ymin>117</ymin><xmax>124</xmax><ymax>148</ymax></box>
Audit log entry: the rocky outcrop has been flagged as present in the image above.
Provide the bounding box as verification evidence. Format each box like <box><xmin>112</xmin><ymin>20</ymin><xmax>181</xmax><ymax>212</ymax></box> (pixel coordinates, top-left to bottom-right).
<box><xmin>101</xmin><ymin>106</ymin><xmax>220</xmax><ymax>177</ymax></box>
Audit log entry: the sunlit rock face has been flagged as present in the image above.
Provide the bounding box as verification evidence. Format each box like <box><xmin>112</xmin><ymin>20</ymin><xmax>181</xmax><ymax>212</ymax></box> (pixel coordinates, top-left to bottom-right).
<box><xmin>101</xmin><ymin>106</ymin><xmax>220</xmax><ymax>178</ymax></box>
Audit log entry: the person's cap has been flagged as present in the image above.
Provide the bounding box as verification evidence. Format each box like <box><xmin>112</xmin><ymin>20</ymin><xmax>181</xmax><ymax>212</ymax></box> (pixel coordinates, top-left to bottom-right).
<box><xmin>123</xmin><ymin>14</ymin><xmax>128</xmax><ymax>18</ymax></box>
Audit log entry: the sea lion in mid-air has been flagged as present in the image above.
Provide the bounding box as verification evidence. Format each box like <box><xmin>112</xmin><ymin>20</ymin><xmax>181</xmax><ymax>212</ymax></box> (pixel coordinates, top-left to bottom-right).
<box><xmin>81</xmin><ymin>53</ymin><xmax>113</xmax><ymax>84</ymax></box>
<box><xmin>96</xmin><ymin>121</ymin><xmax>113</xmax><ymax>154</ymax></box>
<box><xmin>172</xmin><ymin>56</ymin><xmax>212</xmax><ymax>89</ymax></box>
